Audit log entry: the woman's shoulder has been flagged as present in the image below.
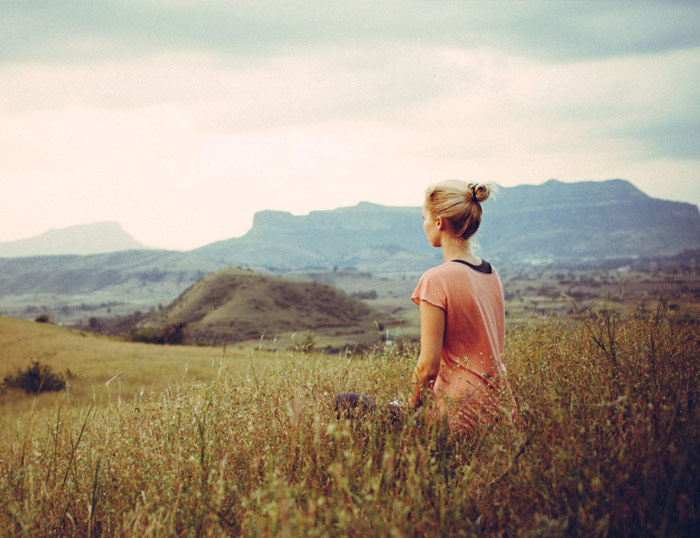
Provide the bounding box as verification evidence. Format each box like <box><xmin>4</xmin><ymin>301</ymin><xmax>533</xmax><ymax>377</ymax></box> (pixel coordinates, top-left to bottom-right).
<box><xmin>420</xmin><ymin>262</ymin><xmax>453</xmax><ymax>280</ymax></box>
<box><xmin>419</xmin><ymin>260</ymin><xmax>501</xmax><ymax>285</ymax></box>
<box><xmin>420</xmin><ymin>261</ymin><xmax>502</xmax><ymax>291</ymax></box>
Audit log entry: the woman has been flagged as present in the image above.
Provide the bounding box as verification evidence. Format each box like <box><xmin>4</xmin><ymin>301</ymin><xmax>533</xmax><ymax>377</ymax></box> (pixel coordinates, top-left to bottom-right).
<box><xmin>410</xmin><ymin>180</ymin><xmax>516</xmax><ymax>433</ymax></box>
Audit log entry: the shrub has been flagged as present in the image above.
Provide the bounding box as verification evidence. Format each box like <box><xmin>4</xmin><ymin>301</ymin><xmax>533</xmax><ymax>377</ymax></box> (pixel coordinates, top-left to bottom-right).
<box><xmin>3</xmin><ymin>361</ymin><xmax>66</xmax><ymax>393</ymax></box>
<box><xmin>162</xmin><ymin>322</ymin><xmax>187</xmax><ymax>345</ymax></box>
<box><xmin>129</xmin><ymin>328</ymin><xmax>162</xmax><ymax>344</ymax></box>
<box><xmin>34</xmin><ymin>313</ymin><xmax>51</xmax><ymax>323</ymax></box>
<box><xmin>130</xmin><ymin>322</ymin><xmax>187</xmax><ymax>345</ymax></box>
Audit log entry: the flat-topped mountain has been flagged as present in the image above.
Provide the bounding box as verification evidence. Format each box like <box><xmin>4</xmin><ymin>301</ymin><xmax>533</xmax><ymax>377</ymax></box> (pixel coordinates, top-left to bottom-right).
<box><xmin>141</xmin><ymin>268</ymin><xmax>380</xmax><ymax>344</ymax></box>
<box><xmin>194</xmin><ymin>179</ymin><xmax>700</xmax><ymax>270</ymax></box>
<box><xmin>480</xmin><ymin>179</ymin><xmax>700</xmax><ymax>264</ymax></box>
<box><xmin>0</xmin><ymin>222</ymin><xmax>149</xmax><ymax>258</ymax></box>
<box><xmin>195</xmin><ymin>202</ymin><xmax>433</xmax><ymax>272</ymax></box>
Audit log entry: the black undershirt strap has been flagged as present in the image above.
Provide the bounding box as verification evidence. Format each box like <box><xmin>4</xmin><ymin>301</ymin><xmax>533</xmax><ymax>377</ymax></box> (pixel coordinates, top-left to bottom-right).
<box><xmin>450</xmin><ymin>259</ymin><xmax>493</xmax><ymax>274</ymax></box>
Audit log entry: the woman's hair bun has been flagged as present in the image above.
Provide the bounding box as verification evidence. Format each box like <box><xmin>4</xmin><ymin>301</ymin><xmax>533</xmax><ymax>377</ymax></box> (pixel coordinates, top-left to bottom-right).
<box><xmin>424</xmin><ymin>179</ymin><xmax>496</xmax><ymax>240</ymax></box>
<box><xmin>468</xmin><ymin>183</ymin><xmax>491</xmax><ymax>203</ymax></box>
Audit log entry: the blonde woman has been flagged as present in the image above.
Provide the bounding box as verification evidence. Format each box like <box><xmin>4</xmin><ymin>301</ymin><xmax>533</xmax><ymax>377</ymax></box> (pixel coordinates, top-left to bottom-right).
<box><xmin>410</xmin><ymin>180</ymin><xmax>517</xmax><ymax>432</ymax></box>
<box><xmin>336</xmin><ymin>180</ymin><xmax>516</xmax><ymax>432</ymax></box>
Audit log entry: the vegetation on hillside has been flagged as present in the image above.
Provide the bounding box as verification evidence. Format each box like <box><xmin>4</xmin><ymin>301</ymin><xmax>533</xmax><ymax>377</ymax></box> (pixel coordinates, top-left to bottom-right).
<box><xmin>1</xmin><ymin>300</ymin><xmax>697</xmax><ymax>536</ymax></box>
<box><xmin>2</xmin><ymin>361</ymin><xmax>66</xmax><ymax>394</ymax></box>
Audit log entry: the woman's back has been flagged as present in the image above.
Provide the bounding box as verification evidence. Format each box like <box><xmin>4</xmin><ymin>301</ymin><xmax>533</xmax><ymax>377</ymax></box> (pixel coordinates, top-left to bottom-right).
<box><xmin>413</xmin><ymin>258</ymin><xmax>511</xmax><ymax>431</ymax></box>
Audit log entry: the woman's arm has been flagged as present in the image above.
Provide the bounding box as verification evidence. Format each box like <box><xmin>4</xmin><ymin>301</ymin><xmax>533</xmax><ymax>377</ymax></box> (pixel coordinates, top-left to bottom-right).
<box><xmin>409</xmin><ymin>300</ymin><xmax>445</xmax><ymax>407</ymax></box>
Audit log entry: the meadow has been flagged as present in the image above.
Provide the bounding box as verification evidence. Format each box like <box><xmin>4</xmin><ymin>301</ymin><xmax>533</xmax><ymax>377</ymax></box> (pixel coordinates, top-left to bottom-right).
<box><xmin>1</xmin><ymin>293</ymin><xmax>698</xmax><ymax>536</ymax></box>
<box><xmin>0</xmin><ymin>317</ymin><xmax>281</xmax><ymax>414</ymax></box>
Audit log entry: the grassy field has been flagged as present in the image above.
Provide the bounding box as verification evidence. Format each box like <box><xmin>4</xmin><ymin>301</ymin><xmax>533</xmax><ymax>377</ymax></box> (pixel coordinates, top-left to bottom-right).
<box><xmin>0</xmin><ymin>317</ymin><xmax>282</xmax><ymax>414</ymax></box>
<box><xmin>1</xmin><ymin>294</ymin><xmax>698</xmax><ymax>535</ymax></box>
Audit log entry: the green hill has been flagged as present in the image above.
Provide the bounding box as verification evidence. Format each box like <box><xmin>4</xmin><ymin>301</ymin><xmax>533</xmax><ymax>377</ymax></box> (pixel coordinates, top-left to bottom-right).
<box><xmin>144</xmin><ymin>268</ymin><xmax>381</xmax><ymax>344</ymax></box>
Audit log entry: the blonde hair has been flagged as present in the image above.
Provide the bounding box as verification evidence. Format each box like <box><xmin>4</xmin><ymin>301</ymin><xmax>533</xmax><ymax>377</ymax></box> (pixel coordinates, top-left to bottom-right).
<box><xmin>423</xmin><ymin>180</ymin><xmax>494</xmax><ymax>240</ymax></box>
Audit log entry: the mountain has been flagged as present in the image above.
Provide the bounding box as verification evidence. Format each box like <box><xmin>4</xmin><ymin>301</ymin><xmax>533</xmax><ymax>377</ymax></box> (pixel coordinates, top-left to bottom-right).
<box><xmin>194</xmin><ymin>202</ymin><xmax>434</xmax><ymax>272</ymax></box>
<box><xmin>0</xmin><ymin>222</ymin><xmax>149</xmax><ymax>257</ymax></box>
<box><xmin>194</xmin><ymin>179</ymin><xmax>700</xmax><ymax>270</ymax></box>
<box><xmin>479</xmin><ymin>179</ymin><xmax>700</xmax><ymax>264</ymax></box>
<box><xmin>140</xmin><ymin>268</ymin><xmax>381</xmax><ymax>344</ymax></box>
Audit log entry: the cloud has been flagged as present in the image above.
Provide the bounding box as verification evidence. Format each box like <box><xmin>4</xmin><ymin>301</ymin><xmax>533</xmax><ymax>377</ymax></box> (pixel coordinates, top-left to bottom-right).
<box><xmin>0</xmin><ymin>1</ymin><xmax>698</xmax><ymax>249</ymax></box>
<box><xmin>2</xmin><ymin>1</ymin><xmax>699</xmax><ymax>64</ymax></box>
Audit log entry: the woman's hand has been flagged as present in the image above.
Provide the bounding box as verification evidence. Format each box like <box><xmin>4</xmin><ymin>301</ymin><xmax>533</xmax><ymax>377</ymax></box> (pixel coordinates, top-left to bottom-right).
<box><xmin>410</xmin><ymin>300</ymin><xmax>445</xmax><ymax>407</ymax></box>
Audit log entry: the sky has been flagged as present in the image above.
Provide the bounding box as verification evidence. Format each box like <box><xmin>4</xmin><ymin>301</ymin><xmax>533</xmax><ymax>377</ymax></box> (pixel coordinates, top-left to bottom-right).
<box><xmin>1</xmin><ymin>0</ymin><xmax>699</xmax><ymax>250</ymax></box>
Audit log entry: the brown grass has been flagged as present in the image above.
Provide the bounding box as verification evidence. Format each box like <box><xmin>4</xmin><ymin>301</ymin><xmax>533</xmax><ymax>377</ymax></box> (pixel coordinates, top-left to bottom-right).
<box><xmin>0</xmin><ymin>297</ymin><xmax>698</xmax><ymax>535</ymax></box>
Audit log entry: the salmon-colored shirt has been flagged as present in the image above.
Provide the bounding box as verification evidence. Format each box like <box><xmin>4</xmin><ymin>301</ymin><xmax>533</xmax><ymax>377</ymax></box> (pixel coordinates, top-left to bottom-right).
<box><xmin>412</xmin><ymin>259</ymin><xmax>514</xmax><ymax>431</ymax></box>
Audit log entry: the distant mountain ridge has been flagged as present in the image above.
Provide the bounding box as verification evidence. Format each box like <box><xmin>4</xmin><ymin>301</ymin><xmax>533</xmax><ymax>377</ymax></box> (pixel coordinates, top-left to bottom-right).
<box><xmin>0</xmin><ymin>250</ymin><xmax>225</xmax><ymax>297</ymax></box>
<box><xmin>194</xmin><ymin>179</ymin><xmax>700</xmax><ymax>271</ymax></box>
<box><xmin>5</xmin><ymin>179</ymin><xmax>698</xmax><ymax>267</ymax></box>
<box><xmin>0</xmin><ymin>222</ymin><xmax>149</xmax><ymax>257</ymax></box>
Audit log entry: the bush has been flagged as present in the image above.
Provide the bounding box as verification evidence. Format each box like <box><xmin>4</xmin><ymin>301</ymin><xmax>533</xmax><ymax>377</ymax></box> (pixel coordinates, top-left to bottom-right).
<box><xmin>130</xmin><ymin>323</ymin><xmax>187</xmax><ymax>345</ymax></box>
<box><xmin>3</xmin><ymin>361</ymin><xmax>66</xmax><ymax>393</ymax></box>
<box><xmin>34</xmin><ymin>314</ymin><xmax>51</xmax><ymax>323</ymax></box>
<box><xmin>130</xmin><ymin>328</ymin><xmax>167</xmax><ymax>344</ymax></box>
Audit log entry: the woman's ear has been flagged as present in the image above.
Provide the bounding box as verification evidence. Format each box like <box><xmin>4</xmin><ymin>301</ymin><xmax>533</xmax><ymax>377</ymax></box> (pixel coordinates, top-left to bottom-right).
<box><xmin>435</xmin><ymin>216</ymin><xmax>443</xmax><ymax>230</ymax></box>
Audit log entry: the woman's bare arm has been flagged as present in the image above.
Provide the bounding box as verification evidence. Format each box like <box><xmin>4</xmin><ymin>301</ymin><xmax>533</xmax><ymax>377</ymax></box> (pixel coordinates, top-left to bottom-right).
<box><xmin>410</xmin><ymin>300</ymin><xmax>445</xmax><ymax>407</ymax></box>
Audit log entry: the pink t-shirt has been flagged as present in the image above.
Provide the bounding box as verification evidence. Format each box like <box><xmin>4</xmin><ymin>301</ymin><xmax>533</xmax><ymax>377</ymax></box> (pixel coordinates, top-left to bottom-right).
<box><xmin>412</xmin><ymin>260</ymin><xmax>514</xmax><ymax>431</ymax></box>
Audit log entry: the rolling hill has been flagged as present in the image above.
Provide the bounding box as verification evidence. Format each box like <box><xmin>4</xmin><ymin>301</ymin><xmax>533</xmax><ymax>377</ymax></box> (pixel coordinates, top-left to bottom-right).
<box><xmin>141</xmin><ymin>268</ymin><xmax>382</xmax><ymax>344</ymax></box>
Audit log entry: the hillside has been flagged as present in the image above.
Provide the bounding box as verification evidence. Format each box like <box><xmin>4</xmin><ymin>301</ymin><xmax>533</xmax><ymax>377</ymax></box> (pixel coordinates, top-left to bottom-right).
<box><xmin>0</xmin><ymin>222</ymin><xmax>149</xmax><ymax>257</ymax></box>
<box><xmin>480</xmin><ymin>179</ymin><xmax>700</xmax><ymax>264</ymax></box>
<box><xmin>0</xmin><ymin>250</ymin><xmax>228</xmax><ymax>324</ymax></box>
<box><xmin>194</xmin><ymin>179</ymin><xmax>700</xmax><ymax>270</ymax></box>
<box><xmin>143</xmin><ymin>268</ymin><xmax>382</xmax><ymax>344</ymax></box>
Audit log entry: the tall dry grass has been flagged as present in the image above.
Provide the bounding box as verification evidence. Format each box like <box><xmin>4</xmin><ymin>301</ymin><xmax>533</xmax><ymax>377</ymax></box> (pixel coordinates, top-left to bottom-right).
<box><xmin>1</xmin><ymin>301</ymin><xmax>698</xmax><ymax>536</ymax></box>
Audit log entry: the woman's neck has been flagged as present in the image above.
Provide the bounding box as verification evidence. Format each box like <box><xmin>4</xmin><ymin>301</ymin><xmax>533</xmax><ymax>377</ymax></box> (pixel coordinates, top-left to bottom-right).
<box><xmin>440</xmin><ymin>236</ymin><xmax>481</xmax><ymax>265</ymax></box>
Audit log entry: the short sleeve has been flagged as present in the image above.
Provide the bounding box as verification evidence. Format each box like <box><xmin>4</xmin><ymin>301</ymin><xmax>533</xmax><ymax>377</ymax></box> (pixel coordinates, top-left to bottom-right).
<box><xmin>411</xmin><ymin>270</ymin><xmax>447</xmax><ymax>311</ymax></box>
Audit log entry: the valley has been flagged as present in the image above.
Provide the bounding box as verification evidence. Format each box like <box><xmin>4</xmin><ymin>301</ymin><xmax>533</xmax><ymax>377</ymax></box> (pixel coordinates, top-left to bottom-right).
<box><xmin>3</xmin><ymin>255</ymin><xmax>696</xmax><ymax>359</ymax></box>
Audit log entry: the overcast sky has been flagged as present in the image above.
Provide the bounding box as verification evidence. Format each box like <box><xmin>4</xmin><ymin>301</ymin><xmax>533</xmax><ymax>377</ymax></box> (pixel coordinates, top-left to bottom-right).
<box><xmin>1</xmin><ymin>1</ymin><xmax>698</xmax><ymax>250</ymax></box>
